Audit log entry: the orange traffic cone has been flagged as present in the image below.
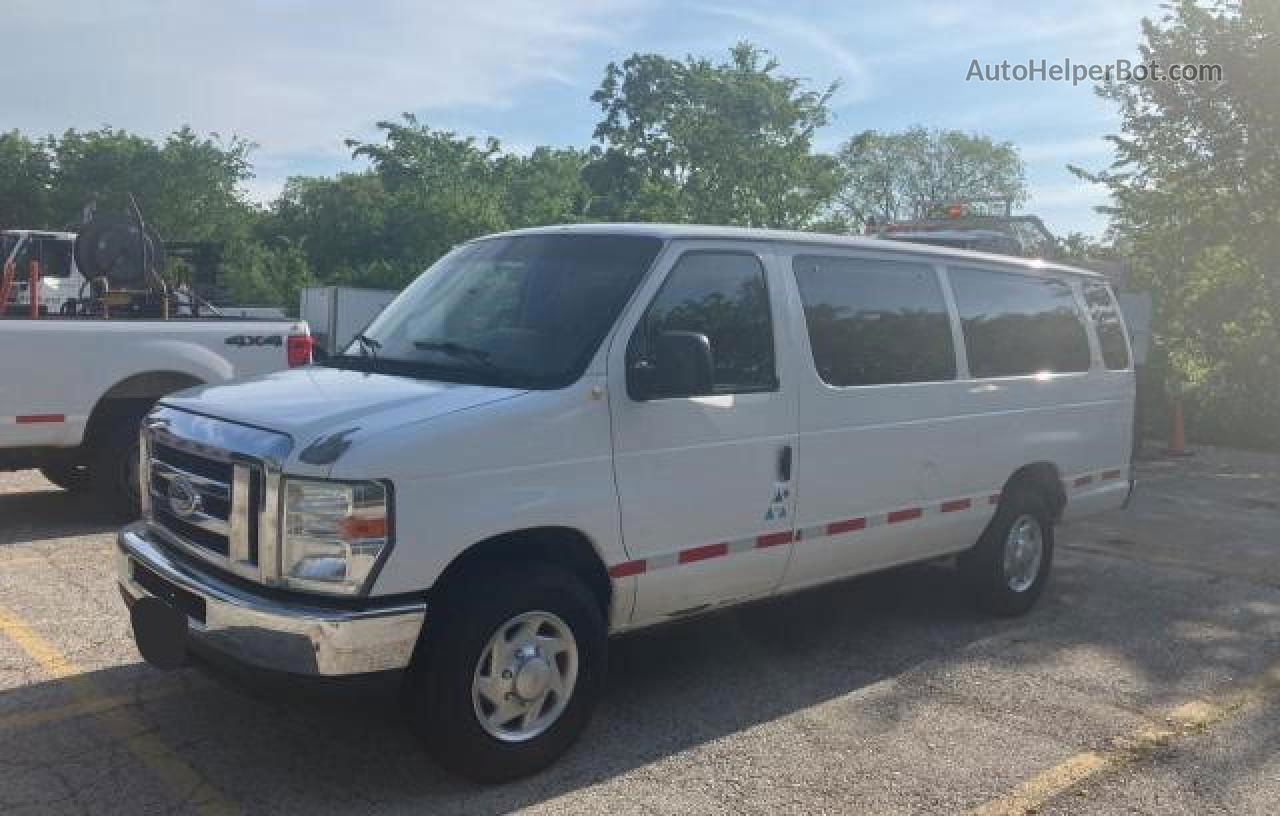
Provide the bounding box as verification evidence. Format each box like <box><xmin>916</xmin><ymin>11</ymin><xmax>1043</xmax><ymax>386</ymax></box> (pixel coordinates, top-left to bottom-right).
<box><xmin>1165</xmin><ymin>398</ymin><xmax>1193</xmax><ymax>457</ymax></box>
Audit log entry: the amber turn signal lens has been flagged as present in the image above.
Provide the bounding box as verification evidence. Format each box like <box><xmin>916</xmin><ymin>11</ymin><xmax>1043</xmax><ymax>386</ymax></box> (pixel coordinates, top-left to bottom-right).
<box><xmin>339</xmin><ymin>516</ymin><xmax>388</xmax><ymax>539</ymax></box>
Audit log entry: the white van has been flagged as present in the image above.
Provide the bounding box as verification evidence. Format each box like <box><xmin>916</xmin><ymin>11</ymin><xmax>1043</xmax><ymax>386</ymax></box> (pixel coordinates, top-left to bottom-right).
<box><xmin>117</xmin><ymin>224</ymin><xmax>1135</xmax><ymax>781</ymax></box>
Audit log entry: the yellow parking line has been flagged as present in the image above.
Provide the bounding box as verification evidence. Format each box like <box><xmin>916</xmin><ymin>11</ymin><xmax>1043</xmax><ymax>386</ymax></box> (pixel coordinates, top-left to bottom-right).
<box><xmin>969</xmin><ymin>660</ymin><xmax>1280</xmax><ymax>815</ymax></box>
<box><xmin>970</xmin><ymin>753</ymin><xmax>1108</xmax><ymax>816</ymax></box>
<box><xmin>0</xmin><ymin>684</ymin><xmax>190</xmax><ymax>732</ymax></box>
<box><xmin>0</xmin><ymin>604</ymin><xmax>240</xmax><ymax>816</ymax></box>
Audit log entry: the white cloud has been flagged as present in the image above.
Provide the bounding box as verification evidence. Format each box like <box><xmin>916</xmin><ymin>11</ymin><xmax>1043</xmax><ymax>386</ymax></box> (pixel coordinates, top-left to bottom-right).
<box><xmin>1019</xmin><ymin>137</ymin><xmax>1115</xmax><ymax>162</ymax></box>
<box><xmin>918</xmin><ymin>3</ymin><xmax>968</xmax><ymax>29</ymax></box>
<box><xmin>1027</xmin><ymin>181</ymin><xmax>1112</xmax><ymax>236</ymax></box>
<box><xmin>239</xmin><ymin>176</ymin><xmax>285</xmax><ymax>207</ymax></box>
<box><xmin>949</xmin><ymin>93</ymin><xmax>1115</xmax><ymax>130</ymax></box>
<box><xmin>865</xmin><ymin>0</ymin><xmax>1162</xmax><ymax>68</ymax></box>
<box><xmin>696</xmin><ymin>6</ymin><xmax>873</xmax><ymax>101</ymax></box>
<box><xmin>2</xmin><ymin>0</ymin><xmax>645</xmax><ymax>182</ymax></box>
<box><xmin>1030</xmin><ymin>182</ymin><xmax>1109</xmax><ymax>209</ymax></box>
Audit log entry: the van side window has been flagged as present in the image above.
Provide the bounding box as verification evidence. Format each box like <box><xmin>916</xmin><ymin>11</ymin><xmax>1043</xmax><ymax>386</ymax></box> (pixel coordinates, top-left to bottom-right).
<box><xmin>793</xmin><ymin>255</ymin><xmax>955</xmax><ymax>386</ymax></box>
<box><xmin>1082</xmin><ymin>282</ymin><xmax>1131</xmax><ymax>370</ymax></box>
<box><xmin>949</xmin><ymin>266</ymin><xmax>1091</xmax><ymax>377</ymax></box>
<box><xmin>631</xmin><ymin>251</ymin><xmax>776</xmax><ymax>397</ymax></box>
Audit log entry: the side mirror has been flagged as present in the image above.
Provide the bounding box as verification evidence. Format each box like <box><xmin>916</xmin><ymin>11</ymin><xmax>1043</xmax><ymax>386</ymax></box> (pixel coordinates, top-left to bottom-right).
<box><xmin>629</xmin><ymin>330</ymin><xmax>714</xmax><ymax>400</ymax></box>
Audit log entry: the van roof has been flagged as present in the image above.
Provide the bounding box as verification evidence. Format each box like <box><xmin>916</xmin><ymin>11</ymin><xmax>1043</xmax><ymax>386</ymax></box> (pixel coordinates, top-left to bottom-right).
<box><xmin>490</xmin><ymin>223</ymin><xmax>1106</xmax><ymax>280</ymax></box>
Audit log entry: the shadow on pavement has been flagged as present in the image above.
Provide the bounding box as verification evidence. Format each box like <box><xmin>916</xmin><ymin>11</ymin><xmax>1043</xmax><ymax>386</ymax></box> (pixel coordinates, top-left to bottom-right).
<box><xmin>0</xmin><ymin>565</ymin><xmax>999</xmax><ymax>813</ymax></box>
<box><xmin>0</xmin><ymin>485</ymin><xmax>125</xmax><ymax>546</ymax></box>
<box><xmin>3</xmin><ymin>551</ymin><xmax>1278</xmax><ymax>815</ymax></box>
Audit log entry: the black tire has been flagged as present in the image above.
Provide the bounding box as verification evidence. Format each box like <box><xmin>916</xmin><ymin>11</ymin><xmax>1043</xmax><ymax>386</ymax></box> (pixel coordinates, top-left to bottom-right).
<box><xmin>40</xmin><ymin>463</ymin><xmax>90</xmax><ymax>493</ymax></box>
<box><xmin>89</xmin><ymin>403</ymin><xmax>149</xmax><ymax>518</ymax></box>
<box><xmin>959</xmin><ymin>487</ymin><xmax>1054</xmax><ymax>616</ymax></box>
<box><xmin>406</xmin><ymin>563</ymin><xmax>607</xmax><ymax>783</ymax></box>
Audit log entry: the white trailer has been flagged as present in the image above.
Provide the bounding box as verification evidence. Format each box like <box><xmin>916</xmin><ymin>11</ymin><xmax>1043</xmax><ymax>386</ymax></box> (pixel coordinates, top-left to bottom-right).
<box><xmin>300</xmin><ymin>286</ymin><xmax>398</xmax><ymax>358</ymax></box>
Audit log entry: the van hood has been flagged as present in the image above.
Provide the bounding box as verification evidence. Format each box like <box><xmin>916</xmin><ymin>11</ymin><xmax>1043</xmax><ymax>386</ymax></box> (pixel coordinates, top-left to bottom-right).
<box><xmin>160</xmin><ymin>366</ymin><xmax>525</xmax><ymax>453</ymax></box>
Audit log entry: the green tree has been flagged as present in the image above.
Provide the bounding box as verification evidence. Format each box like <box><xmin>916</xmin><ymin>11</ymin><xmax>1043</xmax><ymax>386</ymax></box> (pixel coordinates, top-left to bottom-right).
<box><xmin>1056</xmin><ymin>232</ymin><xmax>1118</xmax><ymax>264</ymax></box>
<box><xmin>303</xmin><ymin>116</ymin><xmax>592</xmax><ymax>289</ymax></box>
<box><xmin>262</xmin><ymin>172</ymin><xmax>397</xmax><ymax>285</ymax></box>
<box><xmin>0</xmin><ymin>131</ymin><xmax>54</xmax><ymax>228</ymax></box>
<box><xmin>48</xmin><ymin>126</ymin><xmax>256</xmax><ymax>240</ymax></box>
<box><xmin>833</xmin><ymin>127</ymin><xmax>1027</xmax><ymax>229</ymax></box>
<box><xmin>499</xmin><ymin>147</ymin><xmax>591</xmax><ymax>227</ymax></box>
<box><xmin>585</xmin><ymin>42</ymin><xmax>841</xmax><ymax>228</ymax></box>
<box><xmin>220</xmin><ymin>239</ymin><xmax>315</xmax><ymax>312</ymax></box>
<box><xmin>1073</xmin><ymin>0</ymin><xmax>1280</xmax><ymax>448</ymax></box>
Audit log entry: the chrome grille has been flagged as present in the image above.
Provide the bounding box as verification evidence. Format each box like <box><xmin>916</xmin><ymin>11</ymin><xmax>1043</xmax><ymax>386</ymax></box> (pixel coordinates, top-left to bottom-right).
<box><xmin>141</xmin><ymin>405</ymin><xmax>291</xmax><ymax>584</ymax></box>
<box><xmin>152</xmin><ymin>454</ymin><xmax>232</xmax><ymax>539</ymax></box>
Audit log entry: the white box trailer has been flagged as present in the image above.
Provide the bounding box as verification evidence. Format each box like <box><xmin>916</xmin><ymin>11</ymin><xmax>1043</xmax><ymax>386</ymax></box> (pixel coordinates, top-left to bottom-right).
<box><xmin>300</xmin><ymin>286</ymin><xmax>398</xmax><ymax>358</ymax></box>
<box><xmin>1116</xmin><ymin>292</ymin><xmax>1153</xmax><ymax>366</ymax></box>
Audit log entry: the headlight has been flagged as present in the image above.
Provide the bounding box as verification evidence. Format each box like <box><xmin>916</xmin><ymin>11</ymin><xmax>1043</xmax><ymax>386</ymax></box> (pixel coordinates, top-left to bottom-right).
<box><xmin>281</xmin><ymin>478</ymin><xmax>391</xmax><ymax>595</ymax></box>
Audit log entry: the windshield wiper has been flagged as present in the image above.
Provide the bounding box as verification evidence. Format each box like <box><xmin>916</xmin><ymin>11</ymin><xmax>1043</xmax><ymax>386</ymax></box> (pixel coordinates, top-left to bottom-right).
<box><xmin>354</xmin><ymin>332</ymin><xmax>381</xmax><ymax>358</ymax></box>
<box><xmin>413</xmin><ymin>339</ymin><xmax>493</xmax><ymax>366</ymax></box>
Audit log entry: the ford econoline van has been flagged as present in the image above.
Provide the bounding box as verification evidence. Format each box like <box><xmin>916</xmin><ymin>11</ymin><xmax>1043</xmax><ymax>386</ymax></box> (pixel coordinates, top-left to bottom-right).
<box><xmin>118</xmin><ymin>224</ymin><xmax>1135</xmax><ymax>780</ymax></box>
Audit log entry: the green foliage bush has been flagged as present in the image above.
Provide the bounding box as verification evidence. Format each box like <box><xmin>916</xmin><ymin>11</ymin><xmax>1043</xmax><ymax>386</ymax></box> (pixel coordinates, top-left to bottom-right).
<box><xmin>1074</xmin><ymin>0</ymin><xmax>1280</xmax><ymax>449</ymax></box>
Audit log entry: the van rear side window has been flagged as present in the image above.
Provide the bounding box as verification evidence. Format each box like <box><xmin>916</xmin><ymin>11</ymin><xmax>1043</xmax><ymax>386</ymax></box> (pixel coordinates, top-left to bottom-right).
<box><xmin>1082</xmin><ymin>282</ymin><xmax>1131</xmax><ymax>370</ymax></box>
<box><xmin>949</xmin><ymin>266</ymin><xmax>1091</xmax><ymax>378</ymax></box>
<box><xmin>793</xmin><ymin>255</ymin><xmax>955</xmax><ymax>386</ymax></box>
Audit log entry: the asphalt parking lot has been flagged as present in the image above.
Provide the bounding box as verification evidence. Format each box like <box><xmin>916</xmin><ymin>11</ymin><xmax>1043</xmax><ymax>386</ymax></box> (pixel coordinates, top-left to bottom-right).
<box><xmin>2</xmin><ymin>448</ymin><xmax>1278</xmax><ymax>815</ymax></box>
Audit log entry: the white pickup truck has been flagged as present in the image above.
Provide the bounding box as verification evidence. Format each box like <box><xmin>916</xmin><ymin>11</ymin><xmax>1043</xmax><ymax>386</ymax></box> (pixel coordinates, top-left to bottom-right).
<box><xmin>0</xmin><ymin>317</ymin><xmax>311</xmax><ymax>511</ymax></box>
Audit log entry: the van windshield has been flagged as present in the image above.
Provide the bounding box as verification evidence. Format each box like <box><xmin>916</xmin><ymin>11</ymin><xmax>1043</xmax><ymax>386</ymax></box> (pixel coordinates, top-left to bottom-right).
<box><xmin>321</xmin><ymin>233</ymin><xmax>663</xmax><ymax>389</ymax></box>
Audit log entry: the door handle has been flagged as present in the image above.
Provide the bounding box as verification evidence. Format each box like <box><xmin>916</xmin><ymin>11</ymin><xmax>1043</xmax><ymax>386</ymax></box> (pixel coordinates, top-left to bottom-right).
<box><xmin>777</xmin><ymin>445</ymin><xmax>793</xmax><ymax>482</ymax></box>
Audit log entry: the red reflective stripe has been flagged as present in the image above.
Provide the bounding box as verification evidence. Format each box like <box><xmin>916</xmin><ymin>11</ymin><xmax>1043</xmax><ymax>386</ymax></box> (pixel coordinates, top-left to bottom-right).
<box><xmin>827</xmin><ymin>517</ymin><xmax>867</xmax><ymax>535</ymax></box>
<box><xmin>988</xmin><ymin>493</ymin><xmax>1001</xmax><ymax>505</ymax></box>
<box><xmin>755</xmin><ymin>531</ymin><xmax>793</xmax><ymax>548</ymax></box>
<box><xmin>1102</xmin><ymin>469</ymin><xmax>1124</xmax><ymax>480</ymax></box>
<box><xmin>678</xmin><ymin>542</ymin><xmax>729</xmax><ymax>564</ymax></box>
<box><xmin>887</xmin><ymin>507</ymin><xmax>923</xmax><ymax>524</ymax></box>
<box><xmin>608</xmin><ymin>560</ymin><xmax>646</xmax><ymax>579</ymax></box>
<box><xmin>1073</xmin><ymin>475</ymin><xmax>1094</xmax><ymax>487</ymax></box>
<box><xmin>16</xmin><ymin>414</ymin><xmax>64</xmax><ymax>424</ymax></box>
<box><xmin>940</xmin><ymin>498</ymin><xmax>971</xmax><ymax>513</ymax></box>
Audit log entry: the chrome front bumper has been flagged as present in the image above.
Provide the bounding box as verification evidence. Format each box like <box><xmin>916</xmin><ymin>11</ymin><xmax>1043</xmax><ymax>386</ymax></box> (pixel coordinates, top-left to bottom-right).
<box><xmin>118</xmin><ymin>523</ymin><xmax>426</xmax><ymax>677</ymax></box>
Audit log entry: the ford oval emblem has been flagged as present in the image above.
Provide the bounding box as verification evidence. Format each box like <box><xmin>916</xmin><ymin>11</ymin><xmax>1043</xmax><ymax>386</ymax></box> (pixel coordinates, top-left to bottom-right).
<box><xmin>167</xmin><ymin>476</ymin><xmax>203</xmax><ymax>519</ymax></box>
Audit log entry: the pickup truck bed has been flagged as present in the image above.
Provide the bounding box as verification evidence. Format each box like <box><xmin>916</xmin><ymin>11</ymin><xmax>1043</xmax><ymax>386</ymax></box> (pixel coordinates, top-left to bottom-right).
<box><xmin>1</xmin><ymin>316</ymin><xmax>310</xmax><ymax>512</ymax></box>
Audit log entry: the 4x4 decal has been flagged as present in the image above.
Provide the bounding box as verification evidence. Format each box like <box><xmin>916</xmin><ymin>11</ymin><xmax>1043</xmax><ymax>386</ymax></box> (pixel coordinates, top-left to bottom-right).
<box><xmin>225</xmin><ymin>334</ymin><xmax>283</xmax><ymax>348</ymax></box>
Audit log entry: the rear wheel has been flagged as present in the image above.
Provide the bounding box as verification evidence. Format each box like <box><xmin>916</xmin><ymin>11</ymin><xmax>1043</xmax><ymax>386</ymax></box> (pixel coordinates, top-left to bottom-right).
<box><xmin>960</xmin><ymin>487</ymin><xmax>1054</xmax><ymax>616</ymax></box>
<box><xmin>405</xmin><ymin>564</ymin><xmax>606</xmax><ymax>782</ymax></box>
<box><xmin>39</xmin><ymin>463</ymin><xmax>90</xmax><ymax>493</ymax></box>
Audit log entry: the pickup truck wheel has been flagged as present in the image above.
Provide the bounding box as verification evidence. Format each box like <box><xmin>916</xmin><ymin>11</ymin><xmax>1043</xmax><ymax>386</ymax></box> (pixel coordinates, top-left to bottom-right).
<box><xmin>407</xmin><ymin>564</ymin><xmax>606</xmax><ymax>782</ymax></box>
<box><xmin>89</xmin><ymin>406</ymin><xmax>146</xmax><ymax>518</ymax></box>
<box><xmin>959</xmin><ymin>488</ymin><xmax>1054</xmax><ymax>617</ymax></box>
<box><xmin>39</xmin><ymin>463</ymin><xmax>90</xmax><ymax>493</ymax></box>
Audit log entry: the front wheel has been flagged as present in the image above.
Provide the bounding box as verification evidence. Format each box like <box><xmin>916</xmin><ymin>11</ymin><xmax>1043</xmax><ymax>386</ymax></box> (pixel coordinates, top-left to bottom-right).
<box><xmin>406</xmin><ymin>564</ymin><xmax>606</xmax><ymax>782</ymax></box>
<box><xmin>959</xmin><ymin>488</ymin><xmax>1054</xmax><ymax>616</ymax></box>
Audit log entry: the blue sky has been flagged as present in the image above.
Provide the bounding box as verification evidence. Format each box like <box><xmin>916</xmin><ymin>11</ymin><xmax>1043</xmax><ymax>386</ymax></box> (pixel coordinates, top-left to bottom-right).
<box><xmin>6</xmin><ymin>0</ymin><xmax>1165</xmax><ymax>237</ymax></box>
